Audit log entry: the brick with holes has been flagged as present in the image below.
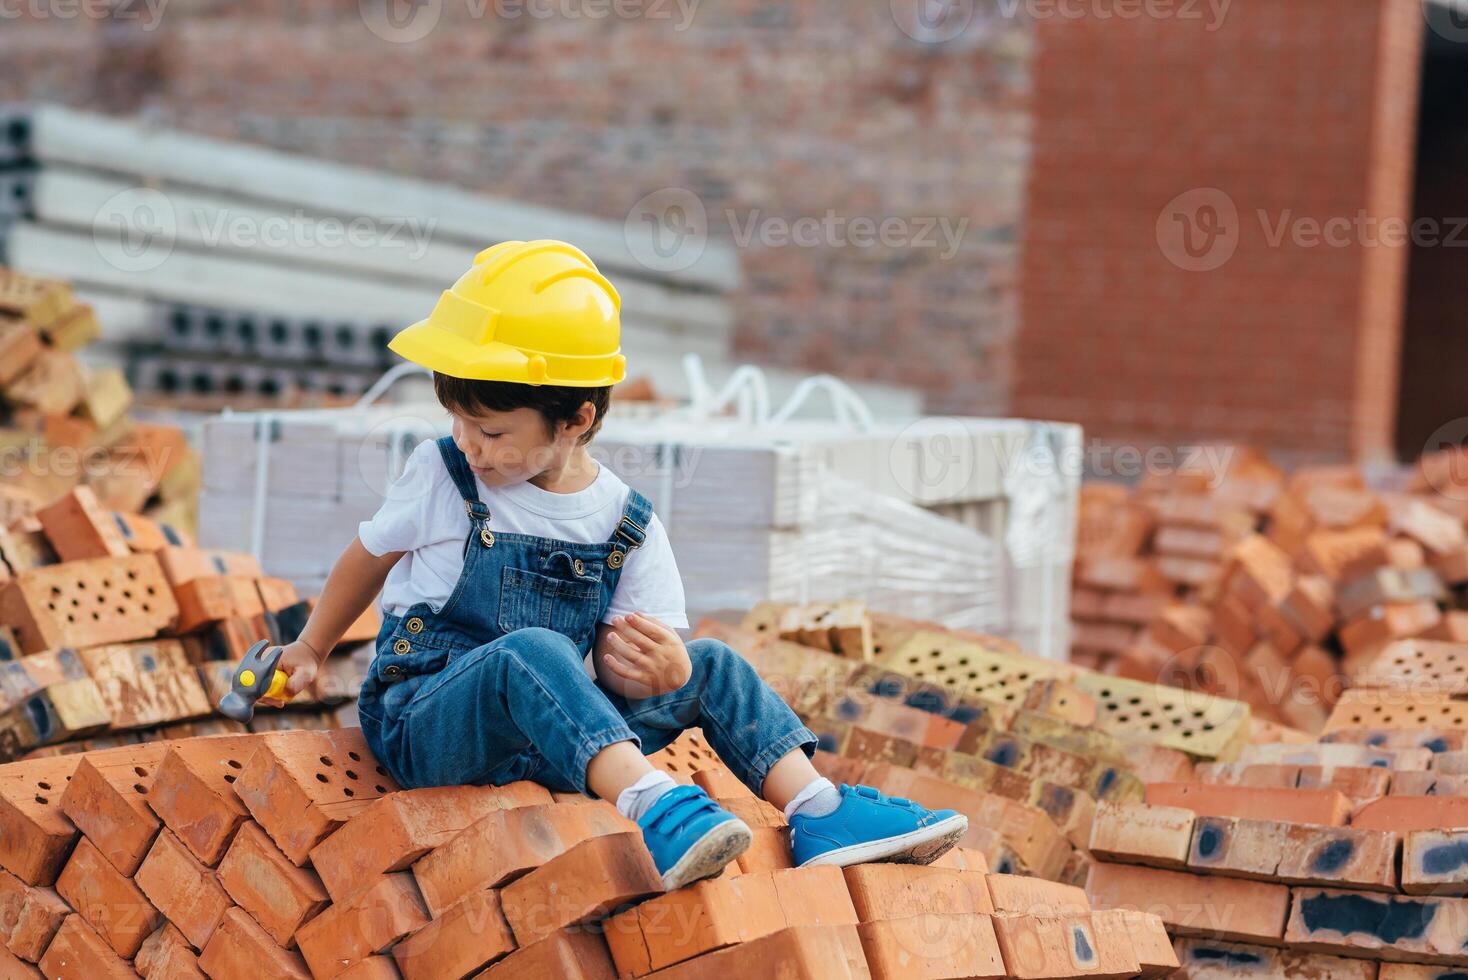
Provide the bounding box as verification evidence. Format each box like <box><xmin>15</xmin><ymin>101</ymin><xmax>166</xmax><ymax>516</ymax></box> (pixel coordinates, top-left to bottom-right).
<box><xmin>199</xmin><ymin>906</ymin><xmax>311</xmax><ymax>980</ymax></box>
<box><xmin>233</xmin><ymin>728</ymin><xmax>399</xmax><ymax>865</ymax></box>
<box><xmin>643</xmin><ymin>729</ymin><xmax>725</xmax><ymax>784</ymax></box>
<box><xmin>294</xmin><ymin>872</ymin><xmax>429</xmax><ymax>979</ymax></box>
<box><xmin>411</xmin><ymin>799</ymin><xmax>634</xmax><ymax>917</ymax></box>
<box><xmin>57</xmin><ymin>742</ymin><xmax>169</xmax><ymax>876</ymax></box>
<box><xmin>145</xmin><ymin>735</ymin><xmax>259</xmax><ymax>865</ymax></box>
<box><xmin>134</xmin><ymin>827</ymin><xmax>234</xmax><ymax>949</ymax></box>
<box><xmin>500</xmin><ymin>831</ymin><xmax>665</xmax><ymax>947</ymax></box>
<box><xmin>217</xmin><ymin>821</ymin><xmax>329</xmax><ymax>947</ymax></box>
<box><xmin>37</xmin><ymin>914</ymin><xmax>135</xmax><ymax>980</ymax></box>
<box><xmin>0</xmin><ymin>755</ymin><xmax>81</xmax><ymax>885</ymax></box>
<box><xmin>309</xmin><ymin>781</ymin><xmax>551</xmax><ymax>904</ymax></box>
<box><xmin>0</xmin><ymin>554</ymin><xmax>178</xmax><ymax>654</ymax></box>
<box><xmin>54</xmin><ymin>834</ymin><xmax>162</xmax><ymax>957</ymax></box>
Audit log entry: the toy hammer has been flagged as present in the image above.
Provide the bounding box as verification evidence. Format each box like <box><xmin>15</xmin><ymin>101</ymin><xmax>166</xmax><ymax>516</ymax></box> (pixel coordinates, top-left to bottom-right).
<box><xmin>218</xmin><ymin>640</ymin><xmax>290</xmax><ymax>722</ymax></box>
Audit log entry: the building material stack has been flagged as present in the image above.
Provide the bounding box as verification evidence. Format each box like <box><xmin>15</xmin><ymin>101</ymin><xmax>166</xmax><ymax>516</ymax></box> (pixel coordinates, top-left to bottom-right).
<box><xmin>1083</xmin><ymin>642</ymin><xmax>1468</xmax><ymax>977</ymax></box>
<box><xmin>1070</xmin><ymin>446</ymin><xmax>1468</xmax><ymax>734</ymax></box>
<box><xmin>0</xmin><ymin>722</ymin><xmax>1178</xmax><ymax>979</ymax></box>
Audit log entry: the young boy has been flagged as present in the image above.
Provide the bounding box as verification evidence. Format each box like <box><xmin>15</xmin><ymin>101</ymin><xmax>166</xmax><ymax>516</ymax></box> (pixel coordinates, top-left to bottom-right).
<box><xmin>265</xmin><ymin>240</ymin><xmax>968</xmax><ymax>889</ymax></box>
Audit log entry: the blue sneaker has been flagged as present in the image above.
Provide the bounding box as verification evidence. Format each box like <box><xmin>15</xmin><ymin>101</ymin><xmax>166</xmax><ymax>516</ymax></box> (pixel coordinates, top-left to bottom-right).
<box><xmin>789</xmin><ymin>783</ymin><xmax>968</xmax><ymax>868</ymax></box>
<box><xmin>635</xmin><ymin>784</ymin><xmax>753</xmax><ymax>890</ymax></box>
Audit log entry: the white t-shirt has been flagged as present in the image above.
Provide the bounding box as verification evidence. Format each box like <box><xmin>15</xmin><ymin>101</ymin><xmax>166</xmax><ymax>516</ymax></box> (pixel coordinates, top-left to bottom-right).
<box><xmin>358</xmin><ymin>440</ymin><xmax>689</xmax><ymax>630</ymax></box>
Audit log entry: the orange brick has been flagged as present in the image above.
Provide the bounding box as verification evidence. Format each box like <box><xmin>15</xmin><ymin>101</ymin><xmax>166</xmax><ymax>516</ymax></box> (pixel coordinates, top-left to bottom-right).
<box><xmin>4</xmin><ymin>880</ymin><xmax>67</xmax><ymax>962</ymax></box>
<box><xmin>993</xmin><ymin>913</ymin><xmax>1137</xmax><ymax>979</ymax></box>
<box><xmin>411</xmin><ymin>800</ymin><xmax>633</xmax><ymax>917</ymax></box>
<box><xmin>198</xmin><ymin>906</ymin><xmax>311</xmax><ymax>980</ymax></box>
<box><xmin>0</xmin><ymin>756</ymin><xmax>80</xmax><ymax>885</ymax></box>
<box><xmin>1285</xmin><ymin>886</ymin><xmax>1468</xmax><ymax>963</ymax></box>
<box><xmin>310</xmin><ymin>782</ymin><xmax>551</xmax><ymax>904</ymax></box>
<box><xmin>217</xmin><ymin>821</ymin><xmax>329</xmax><ymax>947</ymax></box>
<box><xmin>58</xmin><ymin>744</ymin><xmax>167</xmax><ymax>876</ymax></box>
<box><xmin>156</xmin><ymin>548</ymin><xmax>263</xmax><ymax>587</ymax></box>
<box><xmin>1402</xmin><ymin>828</ymin><xmax>1468</xmax><ymax>896</ymax></box>
<box><xmin>233</xmin><ymin>728</ymin><xmax>398</xmax><ymax>865</ymax></box>
<box><xmin>841</xmin><ymin>863</ymin><xmax>992</xmax><ymax>922</ymax></box>
<box><xmin>859</xmin><ymin>913</ymin><xmax>1006</xmax><ymax>979</ymax></box>
<box><xmin>731</xmin><ymin>825</ymin><xmax>794</xmax><ymax>875</ymax></box>
<box><xmin>35</xmin><ymin>487</ymin><xmax>130</xmax><ymax>562</ymax></box>
<box><xmin>1144</xmin><ymin>782</ymin><xmax>1351</xmax><ymax>826</ymax></box>
<box><xmin>133</xmin><ymin>828</ymin><xmax>233</xmax><ymax>950</ymax></box>
<box><xmin>1085</xmin><ymin>862</ymin><xmax>1289</xmax><ymax>944</ymax></box>
<box><xmin>1088</xmin><ymin>802</ymin><xmax>1194</xmax><ymax>868</ymax></box>
<box><xmin>1352</xmin><ymin>794</ymin><xmax>1468</xmax><ymax>832</ymax></box>
<box><xmin>145</xmin><ymin>735</ymin><xmax>257</xmax><ymax>866</ymax></box>
<box><xmin>54</xmin><ymin>836</ymin><xmax>160</xmax><ymax>957</ymax></box>
<box><xmin>390</xmin><ymin>886</ymin><xmax>516</xmax><ymax>980</ymax></box>
<box><xmin>604</xmin><ymin>866</ymin><xmax>854</xmax><ymax>977</ymax></box>
<box><xmin>1091</xmin><ymin>909</ymin><xmax>1177</xmax><ymax>978</ymax></box>
<box><xmin>135</xmin><ymin>922</ymin><xmax>204</xmax><ymax>980</ymax></box>
<box><xmin>1173</xmin><ymin>937</ymin><xmax>1376</xmax><ymax>979</ymax></box>
<box><xmin>295</xmin><ymin>872</ymin><xmax>428</xmax><ymax>979</ymax></box>
<box><xmin>173</xmin><ymin>577</ymin><xmax>238</xmax><ymax>633</ymax></box>
<box><xmin>0</xmin><ymin>554</ymin><xmax>178</xmax><ymax>653</ymax></box>
<box><xmin>336</xmin><ymin>957</ymin><xmax>401</xmax><ymax>979</ymax></box>
<box><xmin>1188</xmin><ymin>816</ymin><xmax>1398</xmax><ymax>891</ymax></box>
<box><xmin>929</xmin><ymin>846</ymin><xmax>990</xmax><ymax>873</ymax></box>
<box><xmin>476</xmin><ymin>926</ymin><xmax>617</xmax><ymax>980</ymax></box>
<box><xmin>640</xmin><ymin>924</ymin><xmax>868</xmax><ymax>979</ymax></box>
<box><xmin>37</xmin><ymin>914</ymin><xmax>135</xmax><ymax>980</ymax></box>
<box><xmin>0</xmin><ymin>945</ymin><xmax>40</xmax><ymax>978</ymax></box>
<box><xmin>985</xmin><ymin>874</ymin><xmax>1089</xmax><ymax>916</ymax></box>
<box><xmin>500</xmin><ymin>831</ymin><xmax>664</xmax><ymax>947</ymax></box>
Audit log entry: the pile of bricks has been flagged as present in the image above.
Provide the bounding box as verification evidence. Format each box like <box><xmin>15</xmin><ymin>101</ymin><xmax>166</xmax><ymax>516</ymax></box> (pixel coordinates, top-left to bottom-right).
<box><xmin>0</xmin><ymin>481</ymin><xmax>378</xmax><ymax>761</ymax></box>
<box><xmin>1070</xmin><ymin>446</ymin><xmax>1468</xmax><ymax>733</ymax></box>
<box><xmin>693</xmin><ymin>601</ymin><xmax>1265</xmax><ymax>892</ymax></box>
<box><xmin>0</xmin><ymin>269</ymin><xmax>202</xmax><ymax>538</ymax></box>
<box><xmin>0</xmin><ymin>721</ymin><xmax>1181</xmax><ymax>979</ymax></box>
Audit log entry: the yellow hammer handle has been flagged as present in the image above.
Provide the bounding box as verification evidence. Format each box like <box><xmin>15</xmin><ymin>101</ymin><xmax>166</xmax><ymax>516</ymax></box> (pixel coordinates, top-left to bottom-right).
<box><xmin>264</xmin><ymin>669</ymin><xmax>290</xmax><ymax>700</ymax></box>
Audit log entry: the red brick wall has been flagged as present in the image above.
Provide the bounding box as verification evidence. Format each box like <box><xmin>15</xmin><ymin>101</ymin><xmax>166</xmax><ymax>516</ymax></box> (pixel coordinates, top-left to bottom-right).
<box><xmin>0</xmin><ymin>2</ymin><xmax>1029</xmax><ymax>416</ymax></box>
<box><xmin>1014</xmin><ymin>0</ymin><xmax>1424</xmax><ymax>463</ymax></box>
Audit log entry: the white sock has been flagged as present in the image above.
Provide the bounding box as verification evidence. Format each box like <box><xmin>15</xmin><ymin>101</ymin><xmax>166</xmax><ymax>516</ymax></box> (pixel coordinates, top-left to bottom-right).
<box><xmin>616</xmin><ymin>770</ymin><xmax>679</xmax><ymax>823</ymax></box>
<box><xmin>784</xmin><ymin>776</ymin><xmax>842</xmax><ymax>821</ymax></box>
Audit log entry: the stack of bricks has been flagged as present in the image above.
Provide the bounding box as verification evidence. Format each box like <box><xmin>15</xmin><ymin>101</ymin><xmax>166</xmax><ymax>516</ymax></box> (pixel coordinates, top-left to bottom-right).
<box><xmin>0</xmin><ymin>481</ymin><xmax>379</xmax><ymax>761</ymax></box>
<box><xmin>0</xmin><ymin>268</ymin><xmax>201</xmax><ymax>538</ymax></box>
<box><xmin>692</xmin><ymin>601</ymin><xmax>1253</xmax><ymax>891</ymax></box>
<box><xmin>1082</xmin><ymin>624</ymin><xmax>1468</xmax><ymax>978</ymax></box>
<box><xmin>0</xmin><ymin>722</ymin><xmax>1178</xmax><ymax>979</ymax></box>
<box><xmin>1070</xmin><ymin>445</ymin><xmax>1468</xmax><ymax>734</ymax></box>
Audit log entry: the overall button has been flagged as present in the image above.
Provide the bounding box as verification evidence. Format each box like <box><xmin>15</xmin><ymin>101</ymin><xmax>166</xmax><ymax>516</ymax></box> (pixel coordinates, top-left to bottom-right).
<box><xmin>480</xmin><ymin>528</ymin><xmax>496</xmax><ymax>548</ymax></box>
<box><xmin>607</xmin><ymin>550</ymin><xmax>625</xmax><ymax>569</ymax></box>
<box><xmin>573</xmin><ymin>558</ymin><xmax>585</xmax><ymax>576</ymax></box>
<box><xmin>383</xmin><ymin>664</ymin><xmax>403</xmax><ymax>678</ymax></box>
<box><xmin>393</xmin><ymin>639</ymin><xmax>411</xmax><ymax>655</ymax></box>
<box><xmin>405</xmin><ymin>617</ymin><xmax>425</xmax><ymax>634</ymax></box>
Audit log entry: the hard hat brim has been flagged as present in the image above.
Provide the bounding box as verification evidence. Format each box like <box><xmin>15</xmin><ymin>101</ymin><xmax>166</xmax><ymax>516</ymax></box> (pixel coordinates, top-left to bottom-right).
<box><xmin>388</xmin><ymin>319</ymin><xmax>624</xmax><ymax>387</ymax></box>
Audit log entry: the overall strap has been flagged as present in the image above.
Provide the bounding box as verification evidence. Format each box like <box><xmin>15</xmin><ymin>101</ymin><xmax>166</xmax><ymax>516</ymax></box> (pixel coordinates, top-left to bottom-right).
<box><xmin>606</xmin><ymin>487</ymin><xmax>653</xmax><ymax>568</ymax></box>
<box><xmin>435</xmin><ymin>436</ymin><xmax>493</xmax><ymax>526</ymax></box>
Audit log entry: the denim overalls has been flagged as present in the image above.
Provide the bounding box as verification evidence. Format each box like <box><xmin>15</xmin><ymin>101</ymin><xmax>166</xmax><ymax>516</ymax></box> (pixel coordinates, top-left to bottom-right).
<box><xmin>356</xmin><ymin>436</ymin><xmax>819</xmax><ymax>799</ymax></box>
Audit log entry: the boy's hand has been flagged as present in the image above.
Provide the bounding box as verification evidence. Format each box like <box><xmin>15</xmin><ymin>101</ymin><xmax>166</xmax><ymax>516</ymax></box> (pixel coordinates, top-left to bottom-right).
<box><xmin>256</xmin><ymin>640</ymin><xmax>322</xmax><ymax>709</ymax></box>
<box><xmin>601</xmin><ymin>613</ymin><xmax>690</xmax><ymax>697</ymax></box>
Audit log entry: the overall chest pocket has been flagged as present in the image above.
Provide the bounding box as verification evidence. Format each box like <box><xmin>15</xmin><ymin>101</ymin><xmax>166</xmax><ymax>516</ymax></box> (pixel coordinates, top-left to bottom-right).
<box><xmin>498</xmin><ymin>566</ymin><xmax>604</xmax><ymax>641</ymax></box>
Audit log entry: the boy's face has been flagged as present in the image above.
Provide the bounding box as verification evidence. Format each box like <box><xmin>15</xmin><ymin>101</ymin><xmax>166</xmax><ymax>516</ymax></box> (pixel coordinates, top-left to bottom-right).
<box><xmin>450</xmin><ymin>406</ymin><xmax>586</xmax><ymax>486</ymax></box>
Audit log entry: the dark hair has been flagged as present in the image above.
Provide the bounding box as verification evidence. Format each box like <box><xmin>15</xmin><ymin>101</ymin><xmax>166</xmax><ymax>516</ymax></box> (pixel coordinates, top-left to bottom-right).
<box><xmin>432</xmin><ymin>372</ymin><xmax>612</xmax><ymax>446</ymax></box>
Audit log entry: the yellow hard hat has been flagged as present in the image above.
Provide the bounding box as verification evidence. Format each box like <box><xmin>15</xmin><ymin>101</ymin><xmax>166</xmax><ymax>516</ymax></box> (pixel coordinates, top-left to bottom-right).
<box><xmin>388</xmin><ymin>240</ymin><xmax>627</xmax><ymax>386</ymax></box>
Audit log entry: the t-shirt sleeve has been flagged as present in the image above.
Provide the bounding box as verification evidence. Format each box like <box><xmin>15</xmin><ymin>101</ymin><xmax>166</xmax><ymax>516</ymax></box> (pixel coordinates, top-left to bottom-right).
<box><xmin>357</xmin><ymin>440</ymin><xmax>445</xmax><ymax>557</ymax></box>
<box><xmin>603</xmin><ymin>511</ymin><xmax>689</xmax><ymax>629</ymax></box>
